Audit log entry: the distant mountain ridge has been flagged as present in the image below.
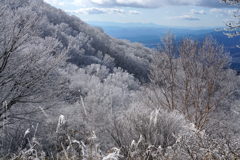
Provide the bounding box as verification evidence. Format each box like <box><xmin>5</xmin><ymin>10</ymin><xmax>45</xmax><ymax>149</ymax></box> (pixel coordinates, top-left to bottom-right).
<box><xmin>88</xmin><ymin>21</ymin><xmax>221</xmax><ymax>30</ymax></box>
<box><xmin>89</xmin><ymin>21</ymin><xmax>240</xmax><ymax>71</ymax></box>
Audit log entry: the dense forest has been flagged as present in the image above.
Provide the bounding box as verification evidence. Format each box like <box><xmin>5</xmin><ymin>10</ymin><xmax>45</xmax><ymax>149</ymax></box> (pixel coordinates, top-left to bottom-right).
<box><xmin>0</xmin><ymin>0</ymin><xmax>240</xmax><ymax>159</ymax></box>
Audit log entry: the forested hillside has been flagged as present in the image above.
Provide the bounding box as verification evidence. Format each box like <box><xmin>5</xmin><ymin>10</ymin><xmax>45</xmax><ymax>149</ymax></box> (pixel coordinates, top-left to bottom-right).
<box><xmin>1</xmin><ymin>0</ymin><xmax>240</xmax><ymax>159</ymax></box>
<box><xmin>25</xmin><ymin>0</ymin><xmax>152</xmax><ymax>81</ymax></box>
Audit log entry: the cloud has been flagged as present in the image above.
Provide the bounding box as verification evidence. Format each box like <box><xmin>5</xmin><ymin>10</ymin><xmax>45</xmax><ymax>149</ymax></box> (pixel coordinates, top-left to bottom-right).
<box><xmin>71</xmin><ymin>0</ymin><xmax>95</xmax><ymax>7</ymax></box>
<box><xmin>45</xmin><ymin>0</ymin><xmax>232</xmax><ymax>9</ymax></box>
<box><xmin>44</xmin><ymin>0</ymin><xmax>65</xmax><ymax>6</ymax></box>
<box><xmin>197</xmin><ymin>0</ymin><xmax>228</xmax><ymax>8</ymax></box>
<box><xmin>171</xmin><ymin>15</ymin><xmax>200</xmax><ymax>21</ymax></box>
<box><xmin>210</xmin><ymin>8</ymin><xmax>237</xmax><ymax>15</ymax></box>
<box><xmin>67</xmin><ymin>7</ymin><xmax>140</xmax><ymax>15</ymax></box>
<box><xmin>111</xmin><ymin>8</ymin><xmax>125</xmax><ymax>14</ymax></box>
<box><xmin>88</xmin><ymin>0</ymin><xmax>194</xmax><ymax>8</ymax></box>
<box><xmin>81</xmin><ymin>8</ymin><xmax>107</xmax><ymax>14</ymax></box>
<box><xmin>128</xmin><ymin>10</ymin><xmax>141</xmax><ymax>15</ymax></box>
<box><xmin>190</xmin><ymin>9</ymin><xmax>206</xmax><ymax>15</ymax></box>
<box><xmin>72</xmin><ymin>0</ymin><xmax>229</xmax><ymax>8</ymax></box>
<box><xmin>168</xmin><ymin>9</ymin><xmax>205</xmax><ymax>21</ymax></box>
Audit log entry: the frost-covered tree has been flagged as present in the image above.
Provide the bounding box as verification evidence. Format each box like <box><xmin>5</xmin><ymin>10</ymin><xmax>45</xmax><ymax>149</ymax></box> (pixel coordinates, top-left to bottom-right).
<box><xmin>222</xmin><ymin>0</ymin><xmax>240</xmax><ymax>38</ymax></box>
<box><xmin>0</xmin><ymin>1</ymin><xmax>66</xmax><ymax>126</ymax></box>
<box><xmin>223</xmin><ymin>0</ymin><xmax>240</xmax><ymax>4</ymax></box>
<box><xmin>56</xmin><ymin>64</ymin><xmax>140</xmax><ymax>150</ymax></box>
<box><xmin>149</xmin><ymin>34</ymin><xmax>237</xmax><ymax>130</ymax></box>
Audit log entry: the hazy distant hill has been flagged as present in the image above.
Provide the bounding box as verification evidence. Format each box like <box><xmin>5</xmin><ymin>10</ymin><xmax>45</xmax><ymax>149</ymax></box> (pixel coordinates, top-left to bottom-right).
<box><xmin>89</xmin><ymin>21</ymin><xmax>240</xmax><ymax>71</ymax></box>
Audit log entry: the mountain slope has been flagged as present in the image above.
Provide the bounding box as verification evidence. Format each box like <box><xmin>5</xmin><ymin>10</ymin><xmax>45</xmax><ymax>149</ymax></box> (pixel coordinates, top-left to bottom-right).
<box><xmin>17</xmin><ymin>0</ymin><xmax>153</xmax><ymax>82</ymax></box>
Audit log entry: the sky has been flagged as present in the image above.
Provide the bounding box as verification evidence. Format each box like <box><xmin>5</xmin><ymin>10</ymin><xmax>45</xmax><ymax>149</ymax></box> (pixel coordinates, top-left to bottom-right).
<box><xmin>43</xmin><ymin>0</ymin><xmax>238</xmax><ymax>27</ymax></box>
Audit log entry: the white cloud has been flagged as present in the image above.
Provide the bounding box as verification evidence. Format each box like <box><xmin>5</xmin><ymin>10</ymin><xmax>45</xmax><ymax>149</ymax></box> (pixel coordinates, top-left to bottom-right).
<box><xmin>71</xmin><ymin>0</ymin><xmax>85</xmax><ymax>6</ymax></box>
<box><xmin>90</xmin><ymin>0</ymin><xmax>198</xmax><ymax>8</ymax></box>
<box><xmin>210</xmin><ymin>8</ymin><xmax>237</xmax><ymax>16</ymax></box>
<box><xmin>45</xmin><ymin>0</ymin><xmax>231</xmax><ymax>9</ymax></box>
<box><xmin>128</xmin><ymin>10</ymin><xmax>141</xmax><ymax>15</ymax></box>
<box><xmin>67</xmin><ymin>7</ymin><xmax>139</xmax><ymax>15</ymax></box>
<box><xmin>111</xmin><ymin>8</ymin><xmax>126</xmax><ymax>14</ymax></box>
<box><xmin>44</xmin><ymin>0</ymin><xmax>65</xmax><ymax>6</ymax></box>
<box><xmin>78</xmin><ymin>8</ymin><xmax>108</xmax><ymax>14</ymax></box>
<box><xmin>210</xmin><ymin>8</ymin><xmax>226</xmax><ymax>14</ymax></box>
<box><xmin>190</xmin><ymin>9</ymin><xmax>206</xmax><ymax>15</ymax></box>
<box><xmin>70</xmin><ymin>0</ymin><xmax>228</xmax><ymax>8</ymax></box>
<box><xmin>91</xmin><ymin>0</ymin><xmax>113</xmax><ymax>5</ymax></box>
<box><xmin>171</xmin><ymin>15</ymin><xmax>200</xmax><ymax>21</ymax></box>
<box><xmin>169</xmin><ymin>9</ymin><xmax>205</xmax><ymax>21</ymax></box>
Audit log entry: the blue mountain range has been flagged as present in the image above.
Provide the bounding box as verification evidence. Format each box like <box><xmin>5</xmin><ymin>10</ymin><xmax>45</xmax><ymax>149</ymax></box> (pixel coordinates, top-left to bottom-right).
<box><xmin>88</xmin><ymin>21</ymin><xmax>240</xmax><ymax>71</ymax></box>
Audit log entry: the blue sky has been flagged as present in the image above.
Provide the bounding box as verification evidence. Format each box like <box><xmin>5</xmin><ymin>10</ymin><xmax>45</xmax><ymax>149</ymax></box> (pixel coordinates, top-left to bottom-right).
<box><xmin>44</xmin><ymin>0</ymin><xmax>237</xmax><ymax>27</ymax></box>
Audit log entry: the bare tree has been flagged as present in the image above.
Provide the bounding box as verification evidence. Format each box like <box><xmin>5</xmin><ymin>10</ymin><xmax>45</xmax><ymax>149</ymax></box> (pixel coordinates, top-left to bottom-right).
<box><xmin>149</xmin><ymin>35</ymin><xmax>236</xmax><ymax>130</ymax></box>
<box><xmin>149</xmin><ymin>34</ymin><xmax>178</xmax><ymax>111</ymax></box>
